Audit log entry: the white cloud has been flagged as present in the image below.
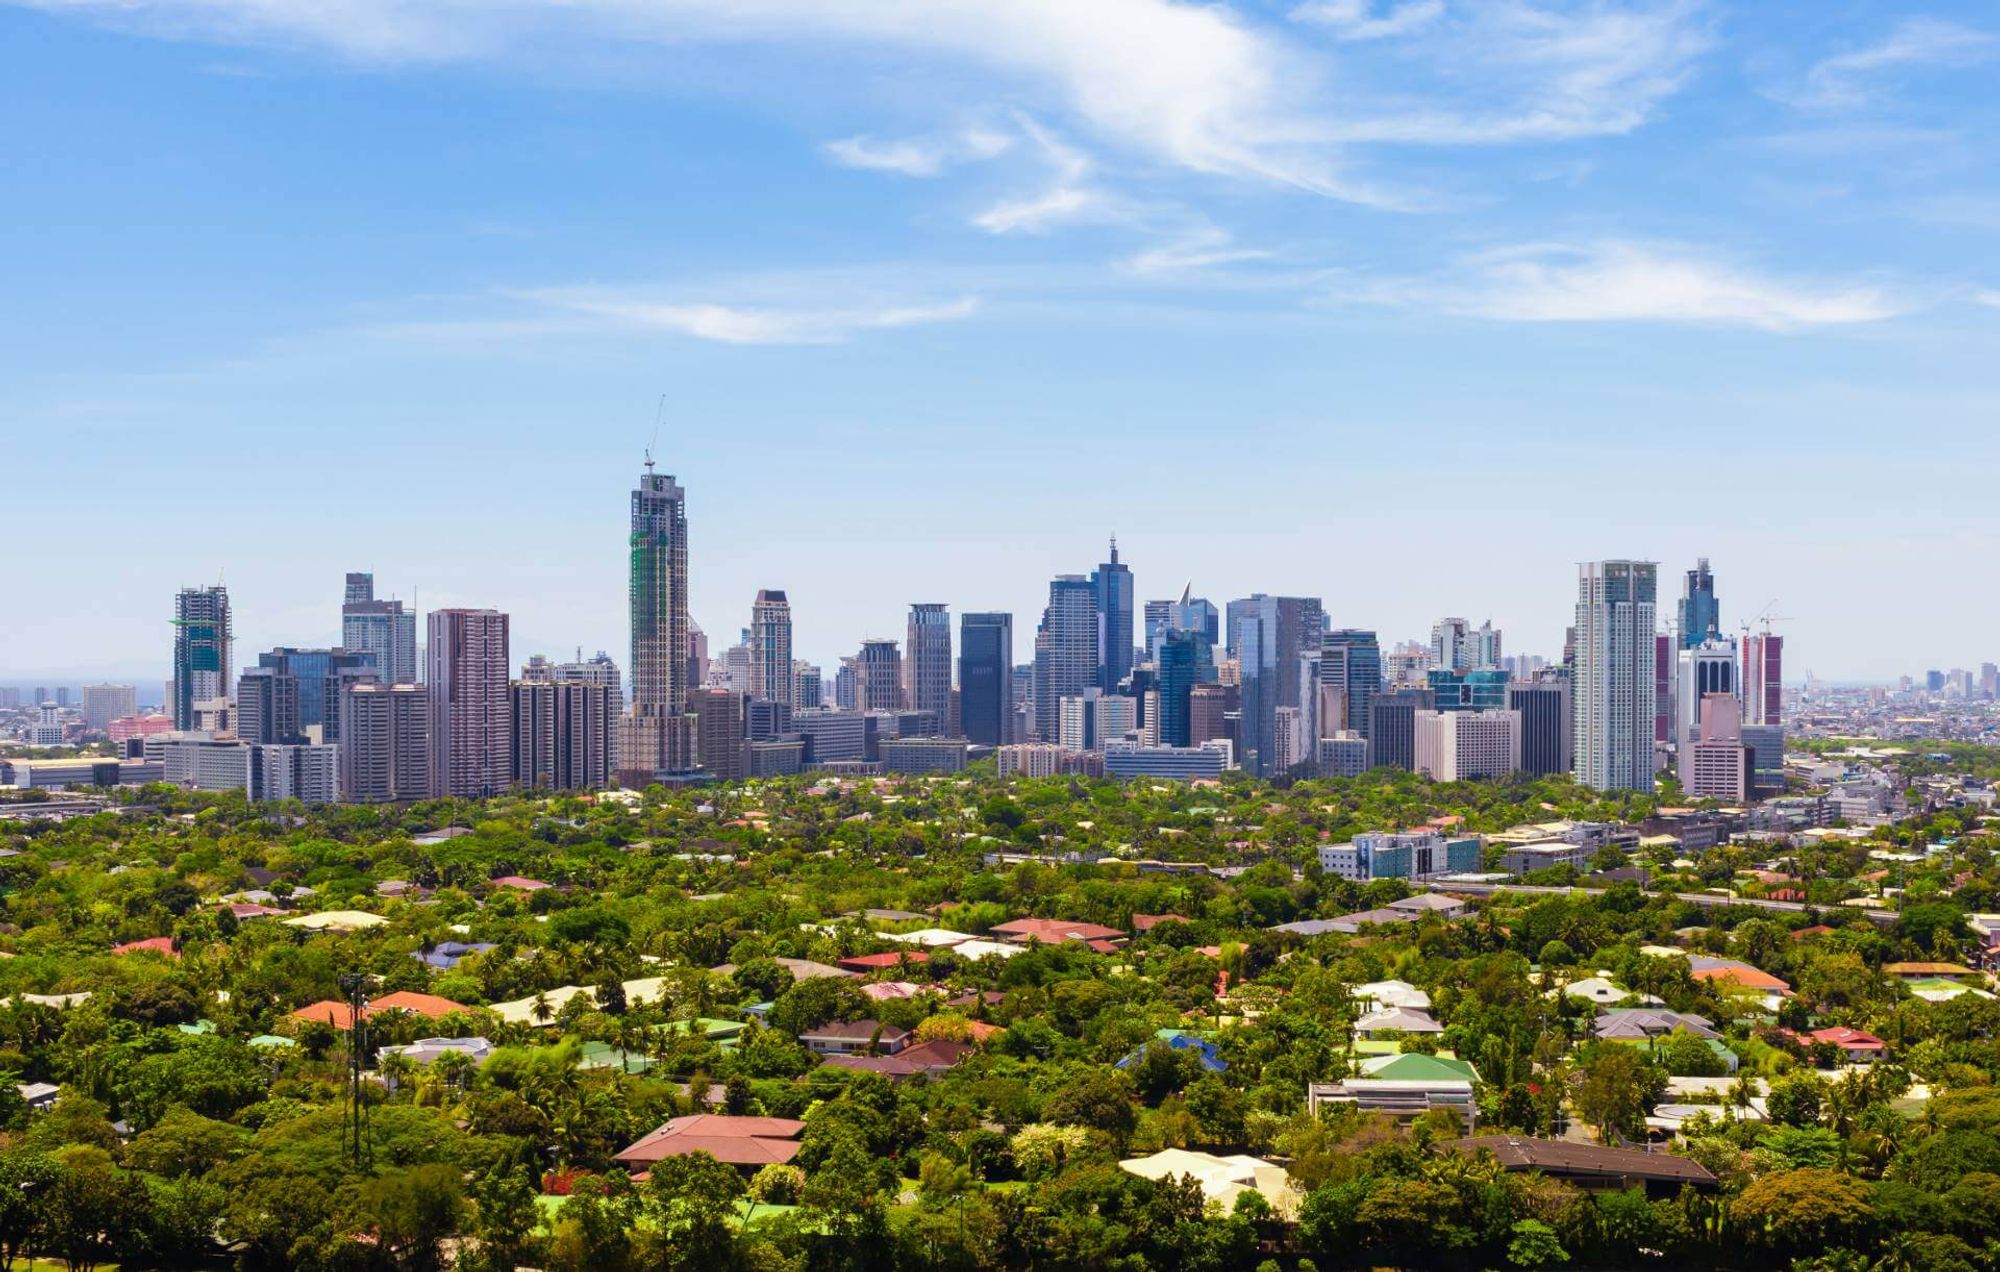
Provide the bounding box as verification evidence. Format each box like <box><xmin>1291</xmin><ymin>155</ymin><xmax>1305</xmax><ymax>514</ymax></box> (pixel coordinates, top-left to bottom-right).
<box><xmin>969</xmin><ymin>116</ymin><xmax>1106</xmax><ymax>235</ymax></box>
<box><xmin>1341</xmin><ymin>241</ymin><xmax>1905</xmax><ymax>330</ymax></box>
<box><xmin>1322</xmin><ymin>1</ymin><xmax>1712</xmax><ymax>145</ymax></box>
<box><xmin>1977</xmin><ymin>291</ymin><xmax>2000</xmax><ymax>309</ymax></box>
<box><xmin>510</xmin><ymin>288</ymin><xmax>978</xmax><ymax>345</ymax></box>
<box><xmin>1122</xmin><ymin>227</ymin><xmax>1273</xmax><ymax>277</ymax></box>
<box><xmin>1291</xmin><ymin>0</ymin><xmax>1443</xmax><ymax>42</ymax></box>
<box><xmin>1781</xmin><ymin>18</ymin><xmax>1994</xmax><ymax>111</ymax></box>
<box><xmin>823</xmin><ymin>128</ymin><xmax>1012</xmax><ymax>178</ymax></box>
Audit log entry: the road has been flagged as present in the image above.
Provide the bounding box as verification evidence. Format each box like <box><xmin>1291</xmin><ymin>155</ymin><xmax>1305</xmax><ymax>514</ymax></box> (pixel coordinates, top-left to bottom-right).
<box><xmin>1418</xmin><ymin>879</ymin><xmax>1899</xmax><ymax>926</ymax></box>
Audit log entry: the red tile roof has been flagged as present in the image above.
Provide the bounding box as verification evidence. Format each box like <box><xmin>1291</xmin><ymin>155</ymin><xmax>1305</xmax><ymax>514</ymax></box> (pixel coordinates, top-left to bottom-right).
<box><xmin>1132</xmin><ymin>913</ymin><xmax>1191</xmax><ymax>932</ymax></box>
<box><xmin>289</xmin><ymin>990</ymin><xmax>472</xmax><ymax>1029</ymax></box>
<box><xmin>491</xmin><ymin>876</ymin><xmax>551</xmax><ymax>891</ymax></box>
<box><xmin>615</xmin><ymin>1114</ymin><xmax>806</xmax><ymax>1168</ymax></box>
<box><xmin>112</xmin><ymin>936</ymin><xmax>177</xmax><ymax>959</ymax></box>
<box><xmin>990</xmin><ymin>917</ymin><xmax>1126</xmax><ymax>945</ymax></box>
<box><xmin>837</xmin><ymin>951</ymin><xmax>929</xmax><ymax>972</ymax></box>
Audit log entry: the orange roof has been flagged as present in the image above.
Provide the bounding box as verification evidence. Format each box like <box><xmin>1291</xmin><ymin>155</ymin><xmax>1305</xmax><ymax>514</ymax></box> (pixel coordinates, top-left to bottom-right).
<box><xmin>991</xmin><ymin>917</ymin><xmax>1125</xmax><ymax>944</ymax></box>
<box><xmin>291</xmin><ymin>1000</ymin><xmax>358</xmax><ymax>1029</ymax></box>
<box><xmin>1884</xmin><ymin>961</ymin><xmax>1976</xmax><ymax>977</ymax></box>
<box><xmin>1692</xmin><ymin>966</ymin><xmax>1791</xmax><ymax>993</ymax></box>
<box><xmin>112</xmin><ymin>936</ymin><xmax>178</xmax><ymax>959</ymax></box>
<box><xmin>964</xmin><ymin>1020</ymin><xmax>1003</xmax><ymax>1042</ymax></box>
<box><xmin>615</xmin><ymin>1114</ymin><xmax>805</xmax><ymax>1168</ymax></box>
<box><xmin>368</xmin><ymin>990</ymin><xmax>471</xmax><ymax>1018</ymax></box>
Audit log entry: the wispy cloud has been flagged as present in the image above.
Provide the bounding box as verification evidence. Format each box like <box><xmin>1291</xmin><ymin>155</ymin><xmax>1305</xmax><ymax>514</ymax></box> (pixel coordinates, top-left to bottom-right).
<box><xmin>970</xmin><ymin>117</ymin><xmax>1105</xmax><ymax>235</ymax></box>
<box><xmin>521</xmin><ymin>289</ymin><xmax>979</xmax><ymax>345</ymax></box>
<box><xmin>1338</xmin><ymin>241</ymin><xmax>1907</xmax><ymax>330</ymax></box>
<box><xmin>1291</xmin><ymin>0</ymin><xmax>1444</xmax><ymax>42</ymax></box>
<box><xmin>823</xmin><ymin>128</ymin><xmax>1012</xmax><ymax>178</ymax></box>
<box><xmin>1775</xmin><ymin>18</ymin><xmax>1994</xmax><ymax>111</ymax></box>
<box><xmin>1121</xmin><ymin>226</ymin><xmax>1273</xmax><ymax>277</ymax></box>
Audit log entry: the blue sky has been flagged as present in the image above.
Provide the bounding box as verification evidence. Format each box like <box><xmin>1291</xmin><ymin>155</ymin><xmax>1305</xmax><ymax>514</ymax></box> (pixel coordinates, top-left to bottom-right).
<box><xmin>4</xmin><ymin>0</ymin><xmax>1997</xmax><ymax>686</ymax></box>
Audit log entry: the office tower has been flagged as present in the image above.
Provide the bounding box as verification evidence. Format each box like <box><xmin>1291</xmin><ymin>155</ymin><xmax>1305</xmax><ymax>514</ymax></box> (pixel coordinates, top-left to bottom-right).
<box><xmin>833</xmin><ymin>658</ymin><xmax>859</xmax><ymax>710</ymax></box>
<box><xmin>236</xmin><ymin>665</ymin><xmax>303</xmax><ymax>745</ymax></box>
<box><xmin>1227</xmin><ymin>595</ymin><xmax>1322</xmax><ymax>778</ymax></box>
<box><xmin>1474</xmin><ymin>621</ymin><xmax>1503</xmax><ymax>670</ymax></box>
<box><xmin>854</xmin><ymin>639</ymin><xmax>903</xmax><ymax>712</ymax></box>
<box><xmin>1167</xmin><ymin>586</ymin><xmax>1220</xmax><ymax>649</ymax></box>
<box><xmin>1654</xmin><ymin>635</ymin><xmax>1674</xmax><ymax>744</ymax></box>
<box><xmin>259</xmin><ymin>647</ymin><xmax>372</xmax><ymax>742</ymax></box>
<box><xmin>1414</xmin><ymin>709</ymin><xmax>1521</xmax><ymax>782</ymax></box>
<box><xmin>1318</xmin><ymin>630</ymin><xmax>1380</xmax><ymax>740</ymax></box>
<box><xmin>171</xmin><ymin>585</ymin><xmax>231</xmax><ymax>730</ymax></box>
<box><xmin>1686</xmin><ymin>692</ymin><xmax>1749</xmax><ymax>801</ymax></box>
<box><xmin>1573</xmin><ymin>560</ymin><xmax>1659</xmax><ymax>792</ymax></box>
<box><xmin>1742</xmin><ymin>633</ymin><xmax>1784</xmax><ymax>726</ymax></box>
<box><xmin>792</xmin><ymin>709</ymin><xmax>871</xmax><ymax>763</ymax></box>
<box><xmin>1154</xmin><ymin>629</ymin><xmax>1200</xmax><ymax>747</ymax></box>
<box><xmin>745</xmin><ymin>698</ymin><xmax>792</xmax><ymax>742</ymax></box>
<box><xmin>905</xmin><ymin>603</ymin><xmax>953</xmax><ymax>721</ymax></box>
<box><xmin>1367</xmin><ymin>689</ymin><xmax>1430</xmax><ymax>771</ymax></box>
<box><xmin>80</xmin><ymin>684</ymin><xmax>136</xmax><ymax>732</ymax></box>
<box><xmin>1509</xmin><ymin>676</ymin><xmax>1573</xmax><ymax>777</ymax></box>
<box><xmin>549</xmin><ymin>650</ymin><xmax>622</xmax><ymax>699</ymax></box>
<box><xmin>1740</xmin><ymin>723</ymin><xmax>1784</xmax><ymax>796</ymax></box>
<box><xmin>959</xmin><ymin>612</ymin><xmax>1013</xmax><ymax>747</ymax></box>
<box><xmin>342</xmin><ymin>575</ymin><xmax>418</xmax><ymax>686</ymax></box>
<box><xmin>0</xmin><ymin>689</ymin><xmax>17</xmax><ymax>710</ymax></box>
<box><xmin>1142</xmin><ymin>599</ymin><xmax>1174</xmax><ymax>654</ymax></box>
<box><xmin>1033</xmin><ymin>576</ymin><xmax>1098</xmax><ymax>742</ymax></box>
<box><xmin>1674</xmin><ymin>638</ymin><xmax>1737</xmax><ymax>748</ymax></box>
<box><xmin>1092</xmin><ymin>538</ymin><xmax>1134</xmax><ymax>693</ymax></box>
<box><xmin>338</xmin><ymin>681</ymin><xmax>430</xmax><ymax>802</ymax></box>
<box><xmin>793</xmin><ymin>661</ymin><xmax>823</xmax><ymax>711</ymax></box>
<box><xmin>1428</xmin><ymin>668</ymin><xmax>1510</xmax><ymax>712</ymax></box>
<box><xmin>688</xmin><ymin>687</ymin><xmax>746</xmax><ymax>781</ymax></box>
<box><xmin>427</xmin><ymin>608</ymin><xmax>511</xmax><ymax>798</ymax></box>
<box><xmin>1272</xmin><ymin>705</ymin><xmax>1308</xmax><ymax>774</ymax></box>
<box><xmin>629</xmin><ymin>462</ymin><xmax>692</xmax><ymax>775</ymax></box>
<box><xmin>748</xmin><ymin>590</ymin><xmax>794</xmax><ymax>707</ymax></box>
<box><xmin>1430</xmin><ymin>618</ymin><xmax>1473</xmax><ymax>673</ymax></box>
<box><xmin>1925</xmin><ymin>669</ymin><xmax>1946</xmax><ymax>693</ymax></box>
<box><xmin>1984</xmin><ymin>663</ymin><xmax>2000</xmax><ymax>701</ymax></box>
<box><xmin>687</xmin><ymin>621</ymin><xmax>709</xmax><ymax>696</ymax></box>
<box><xmin>511</xmin><ymin>676</ymin><xmax>616</xmax><ymax>791</ymax></box>
<box><xmin>54</xmin><ymin>687</ymin><xmax>69</xmax><ymax>708</ymax></box>
<box><xmin>1678</xmin><ymin>557</ymin><xmax>1719</xmax><ymax>648</ymax></box>
<box><xmin>1058</xmin><ymin>692</ymin><xmax>1138</xmax><ymax>752</ymax></box>
<box><xmin>1189</xmin><ymin>683</ymin><xmax>1233</xmax><ymax>748</ymax></box>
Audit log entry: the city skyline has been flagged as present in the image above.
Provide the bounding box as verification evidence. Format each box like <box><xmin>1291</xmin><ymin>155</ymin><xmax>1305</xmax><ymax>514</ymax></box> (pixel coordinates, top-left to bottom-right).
<box><xmin>6</xmin><ymin>3</ymin><xmax>2000</xmax><ymax>685</ymax></box>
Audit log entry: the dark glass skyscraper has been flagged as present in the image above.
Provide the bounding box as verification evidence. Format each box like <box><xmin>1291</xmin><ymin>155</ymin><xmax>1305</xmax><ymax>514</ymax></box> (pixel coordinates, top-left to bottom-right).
<box><xmin>1678</xmin><ymin>557</ymin><xmax>1719</xmax><ymax>648</ymax></box>
<box><xmin>629</xmin><ymin>462</ymin><xmax>690</xmax><ymax>773</ymax></box>
<box><xmin>1227</xmin><ymin>594</ymin><xmax>1322</xmax><ymax>777</ymax></box>
<box><xmin>1320</xmin><ymin>629</ymin><xmax>1381</xmax><ymax>738</ymax></box>
<box><xmin>1154</xmin><ymin>629</ymin><xmax>1200</xmax><ymax>747</ymax></box>
<box><xmin>959</xmin><ymin>612</ymin><xmax>1013</xmax><ymax>746</ymax></box>
<box><xmin>1092</xmin><ymin>538</ymin><xmax>1133</xmax><ymax>693</ymax></box>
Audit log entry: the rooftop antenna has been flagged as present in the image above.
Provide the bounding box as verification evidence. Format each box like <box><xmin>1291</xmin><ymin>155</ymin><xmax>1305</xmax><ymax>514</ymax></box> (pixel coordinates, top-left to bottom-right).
<box><xmin>645</xmin><ymin>395</ymin><xmax>665</xmax><ymax>473</ymax></box>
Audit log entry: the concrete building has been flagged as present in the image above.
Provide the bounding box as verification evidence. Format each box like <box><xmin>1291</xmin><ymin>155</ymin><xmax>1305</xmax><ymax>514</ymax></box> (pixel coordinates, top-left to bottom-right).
<box><xmin>341</xmin><ymin>573</ymin><xmax>418</xmax><ymax>687</ymax></box>
<box><xmin>1686</xmin><ymin>692</ymin><xmax>1750</xmax><ymax>802</ymax></box>
<box><xmin>1742</xmin><ymin>633</ymin><xmax>1784</xmax><ymax>727</ymax></box>
<box><xmin>1415</xmin><ymin>709</ymin><xmax>1520</xmax><ymax>781</ymax></box>
<box><xmin>1317</xmin><ymin>733</ymin><xmax>1370</xmax><ymax>778</ymax></box>
<box><xmin>236</xmin><ymin>665</ymin><xmax>304</xmax><ymax>746</ymax></box>
<box><xmin>1367</xmin><ymin>689</ymin><xmax>1432</xmax><ymax>772</ymax></box>
<box><xmin>511</xmin><ymin>677</ymin><xmax>617</xmax><ymax>791</ymax></box>
<box><xmin>1674</xmin><ymin>638</ymin><xmax>1738</xmax><ymax>749</ymax></box>
<box><xmin>250</xmin><ymin>744</ymin><xmax>338</xmax><ymax>803</ymax></box>
<box><xmin>792</xmin><ymin>709</ymin><xmax>871</xmax><ymax>764</ymax></box>
<box><xmin>1319</xmin><ymin>830</ymin><xmax>1480</xmax><ymax>881</ymax></box>
<box><xmin>339</xmin><ymin>681</ymin><xmax>431</xmax><ymax>802</ymax></box>
<box><xmin>162</xmin><ymin>739</ymin><xmax>252</xmax><ymax>792</ymax></box>
<box><xmin>1431</xmin><ymin>618</ymin><xmax>1473</xmax><ymax>673</ymax></box>
<box><xmin>79</xmin><ymin>684</ymin><xmax>136</xmax><ymax>733</ymax></box>
<box><xmin>1499</xmin><ymin>840</ymin><xmax>1593</xmax><ymax>874</ymax></box>
<box><xmin>748</xmin><ymin>590</ymin><xmax>793</xmax><ymax>707</ymax></box>
<box><xmin>904</xmin><ymin>603</ymin><xmax>953</xmax><ymax>722</ymax></box>
<box><xmin>881</xmin><ymin>737</ymin><xmax>969</xmax><ymax>774</ymax></box>
<box><xmin>792</xmin><ymin>661</ymin><xmax>823</xmax><ymax>711</ymax></box>
<box><xmin>856</xmin><ymin>639</ymin><xmax>904</xmax><ymax>712</ymax></box>
<box><xmin>996</xmin><ymin>743</ymin><xmax>1066</xmax><ymax>778</ymax></box>
<box><xmin>688</xmin><ymin>687</ymin><xmax>746</xmax><ymax>782</ymax></box>
<box><xmin>1103</xmin><ymin>742</ymin><xmax>1229</xmax><ymax>781</ymax></box>
<box><xmin>1574</xmin><ymin>561</ymin><xmax>1658</xmax><ymax>792</ymax></box>
<box><xmin>1033</xmin><ymin>576</ymin><xmax>1098</xmax><ymax>743</ymax></box>
<box><xmin>427</xmin><ymin>609</ymin><xmax>511</xmax><ymax>798</ymax></box>
<box><xmin>171</xmin><ymin>585</ymin><xmax>231</xmax><ymax>730</ymax></box>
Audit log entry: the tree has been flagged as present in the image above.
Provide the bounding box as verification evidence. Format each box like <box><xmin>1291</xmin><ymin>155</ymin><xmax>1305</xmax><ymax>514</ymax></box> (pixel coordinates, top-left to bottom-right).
<box><xmin>1767</xmin><ymin>1073</ymin><xmax>1828</xmax><ymax>1128</ymax></box>
<box><xmin>638</xmin><ymin>1152</ymin><xmax>744</xmax><ymax>1270</ymax></box>
<box><xmin>342</xmin><ymin>1163</ymin><xmax>467</xmax><ymax>1272</ymax></box>
<box><xmin>1733</xmin><ymin>1167</ymin><xmax>1873</xmax><ymax>1255</ymax></box>
<box><xmin>1574</xmin><ymin>1046</ymin><xmax>1663</xmax><ymax>1143</ymax></box>
<box><xmin>1508</xmin><ymin>1218</ymin><xmax>1568</xmax><ymax>1269</ymax></box>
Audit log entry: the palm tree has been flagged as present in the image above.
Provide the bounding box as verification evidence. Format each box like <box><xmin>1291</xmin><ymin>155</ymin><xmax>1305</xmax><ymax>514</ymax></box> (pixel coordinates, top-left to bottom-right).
<box><xmin>531</xmin><ymin>992</ymin><xmax>553</xmax><ymax>1027</ymax></box>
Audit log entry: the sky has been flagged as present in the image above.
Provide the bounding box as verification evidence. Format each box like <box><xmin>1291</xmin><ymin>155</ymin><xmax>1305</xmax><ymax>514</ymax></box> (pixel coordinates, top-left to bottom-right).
<box><xmin>3</xmin><ymin>0</ymin><xmax>1998</xmax><ymax>688</ymax></box>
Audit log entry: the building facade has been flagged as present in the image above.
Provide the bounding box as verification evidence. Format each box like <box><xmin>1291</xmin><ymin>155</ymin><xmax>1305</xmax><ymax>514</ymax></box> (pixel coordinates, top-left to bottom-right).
<box><xmin>749</xmin><ymin>590</ymin><xmax>794</xmax><ymax>707</ymax></box>
<box><xmin>427</xmin><ymin>608</ymin><xmax>511</xmax><ymax>798</ymax></box>
<box><xmin>1033</xmin><ymin>576</ymin><xmax>1098</xmax><ymax>743</ymax></box>
<box><xmin>1414</xmin><ymin>709</ymin><xmax>1521</xmax><ymax>782</ymax></box>
<box><xmin>337</xmin><ymin>681</ymin><xmax>431</xmax><ymax>802</ymax></box>
<box><xmin>171</xmin><ymin>585</ymin><xmax>231</xmax><ymax>730</ymax></box>
<box><xmin>904</xmin><ymin>603</ymin><xmax>953</xmax><ymax>722</ymax></box>
<box><xmin>958</xmin><ymin>612</ymin><xmax>1013</xmax><ymax>747</ymax></box>
<box><xmin>628</xmin><ymin>464</ymin><xmax>692</xmax><ymax>775</ymax></box>
<box><xmin>1573</xmin><ymin>560</ymin><xmax>1659</xmax><ymax>792</ymax></box>
<box><xmin>1092</xmin><ymin>539</ymin><xmax>1134</xmax><ymax>693</ymax></box>
<box><xmin>856</xmin><ymin>639</ymin><xmax>904</xmax><ymax>712</ymax></box>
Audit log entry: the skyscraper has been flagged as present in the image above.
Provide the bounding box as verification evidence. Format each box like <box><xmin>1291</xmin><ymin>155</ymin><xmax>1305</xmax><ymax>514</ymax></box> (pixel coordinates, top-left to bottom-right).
<box><xmin>856</xmin><ymin>639</ymin><xmax>904</xmax><ymax>712</ymax></box>
<box><xmin>1674</xmin><ymin>638</ymin><xmax>1737</xmax><ymax>748</ymax></box>
<box><xmin>1509</xmin><ymin>676</ymin><xmax>1573</xmax><ymax>777</ymax></box>
<box><xmin>1679</xmin><ymin>557</ymin><xmax>1719</xmax><ymax>648</ymax></box>
<box><xmin>959</xmin><ymin>612</ymin><xmax>1013</xmax><ymax>747</ymax></box>
<box><xmin>338</xmin><ymin>681</ymin><xmax>430</xmax><ymax>802</ymax></box>
<box><xmin>1034</xmin><ymin>576</ymin><xmax>1098</xmax><ymax>743</ymax></box>
<box><xmin>748</xmin><ymin>590</ymin><xmax>794</xmax><ymax>707</ymax></box>
<box><xmin>905</xmin><ymin>603</ymin><xmax>953</xmax><ymax>722</ymax></box>
<box><xmin>1228</xmin><ymin>594</ymin><xmax>1322</xmax><ymax>777</ymax></box>
<box><xmin>628</xmin><ymin>462</ymin><xmax>691</xmax><ymax>775</ymax></box>
<box><xmin>427</xmin><ymin>608</ymin><xmax>511</xmax><ymax>798</ymax></box>
<box><xmin>1574</xmin><ymin>560</ymin><xmax>1659</xmax><ymax>792</ymax></box>
<box><xmin>236</xmin><ymin>665</ymin><xmax>303</xmax><ymax>745</ymax></box>
<box><xmin>1153</xmin><ymin>629</ymin><xmax>1200</xmax><ymax>748</ymax></box>
<box><xmin>1430</xmin><ymin>618</ymin><xmax>1473</xmax><ymax>674</ymax></box>
<box><xmin>1742</xmin><ymin>633</ymin><xmax>1784</xmax><ymax>727</ymax></box>
<box><xmin>341</xmin><ymin>573</ymin><xmax>418</xmax><ymax>686</ymax></box>
<box><xmin>688</xmin><ymin>687</ymin><xmax>746</xmax><ymax>781</ymax></box>
<box><xmin>1319</xmin><ymin>629</ymin><xmax>1382</xmax><ymax>739</ymax></box>
<box><xmin>1092</xmin><ymin>538</ymin><xmax>1134</xmax><ymax>693</ymax></box>
<box><xmin>171</xmin><ymin>585</ymin><xmax>231</xmax><ymax>731</ymax></box>
<box><xmin>512</xmin><ymin>675</ymin><xmax>617</xmax><ymax>791</ymax></box>
<box><xmin>260</xmin><ymin>647</ymin><xmax>373</xmax><ymax>742</ymax></box>
<box><xmin>80</xmin><ymin>684</ymin><xmax>136</xmax><ymax>732</ymax></box>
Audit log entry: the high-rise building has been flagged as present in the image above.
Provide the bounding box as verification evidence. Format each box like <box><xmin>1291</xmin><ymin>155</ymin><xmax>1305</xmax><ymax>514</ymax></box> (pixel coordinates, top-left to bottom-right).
<box><xmin>249</xmin><ymin>744</ymin><xmax>339</xmax><ymax>804</ymax></box>
<box><xmin>1427</xmin><ymin>668</ymin><xmax>1511</xmax><ymax>713</ymax></box>
<box><xmin>628</xmin><ymin>463</ymin><xmax>692</xmax><ymax>776</ymax></box>
<box><xmin>427</xmin><ymin>608</ymin><xmax>511</xmax><ymax>798</ymax></box>
<box><xmin>1153</xmin><ymin>629</ymin><xmax>1201</xmax><ymax>748</ymax></box>
<box><xmin>959</xmin><ymin>612</ymin><xmax>1013</xmax><ymax>747</ymax></box>
<box><xmin>1509</xmin><ymin>676</ymin><xmax>1573</xmax><ymax>777</ymax></box>
<box><xmin>1686</xmin><ymin>692</ymin><xmax>1749</xmax><ymax>802</ymax></box>
<box><xmin>1674</xmin><ymin>638</ymin><xmax>1738</xmax><ymax>748</ymax></box>
<box><xmin>341</xmin><ymin>573</ymin><xmax>419</xmax><ymax>687</ymax></box>
<box><xmin>1228</xmin><ymin>595</ymin><xmax>1322</xmax><ymax>777</ymax></box>
<box><xmin>833</xmin><ymin>658</ymin><xmax>859</xmax><ymax>710</ymax></box>
<box><xmin>1092</xmin><ymin>538</ymin><xmax>1134</xmax><ymax>693</ymax></box>
<box><xmin>1654</xmin><ymin>634</ymin><xmax>1674</xmax><ymax>744</ymax></box>
<box><xmin>554</xmin><ymin>650</ymin><xmax>623</xmax><ymax>701</ymax></box>
<box><xmin>905</xmin><ymin>603</ymin><xmax>953</xmax><ymax>722</ymax></box>
<box><xmin>854</xmin><ymin>639</ymin><xmax>904</xmax><ymax>712</ymax></box>
<box><xmin>1415</xmin><ymin>709</ymin><xmax>1521</xmax><ymax>782</ymax></box>
<box><xmin>748</xmin><ymin>590</ymin><xmax>794</xmax><ymax>707</ymax></box>
<box><xmin>338</xmin><ymin>681</ymin><xmax>430</xmax><ymax>802</ymax></box>
<box><xmin>79</xmin><ymin>684</ymin><xmax>136</xmax><ymax>733</ymax></box>
<box><xmin>1574</xmin><ymin>560</ymin><xmax>1658</xmax><ymax>792</ymax></box>
<box><xmin>511</xmin><ymin>674</ymin><xmax>616</xmax><ymax>791</ymax></box>
<box><xmin>1317</xmin><ymin>630</ymin><xmax>1381</xmax><ymax>740</ymax></box>
<box><xmin>793</xmin><ymin>661</ymin><xmax>823</xmax><ymax>711</ymax></box>
<box><xmin>1189</xmin><ymin>683</ymin><xmax>1233</xmax><ymax>748</ymax></box>
<box><xmin>1430</xmin><ymin>618</ymin><xmax>1473</xmax><ymax>674</ymax></box>
<box><xmin>1033</xmin><ymin>576</ymin><xmax>1097</xmax><ymax>743</ymax></box>
<box><xmin>171</xmin><ymin>585</ymin><xmax>231</xmax><ymax>730</ymax></box>
<box><xmin>260</xmin><ymin>648</ymin><xmax>373</xmax><ymax>742</ymax></box>
<box><xmin>1742</xmin><ymin>633</ymin><xmax>1784</xmax><ymax>727</ymax></box>
<box><xmin>688</xmin><ymin>687</ymin><xmax>746</xmax><ymax>782</ymax></box>
<box><xmin>236</xmin><ymin>665</ymin><xmax>303</xmax><ymax>746</ymax></box>
<box><xmin>1474</xmin><ymin>621</ymin><xmax>1503</xmax><ymax>670</ymax></box>
<box><xmin>1678</xmin><ymin>557</ymin><xmax>1719</xmax><ymax>648</ymax></box>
